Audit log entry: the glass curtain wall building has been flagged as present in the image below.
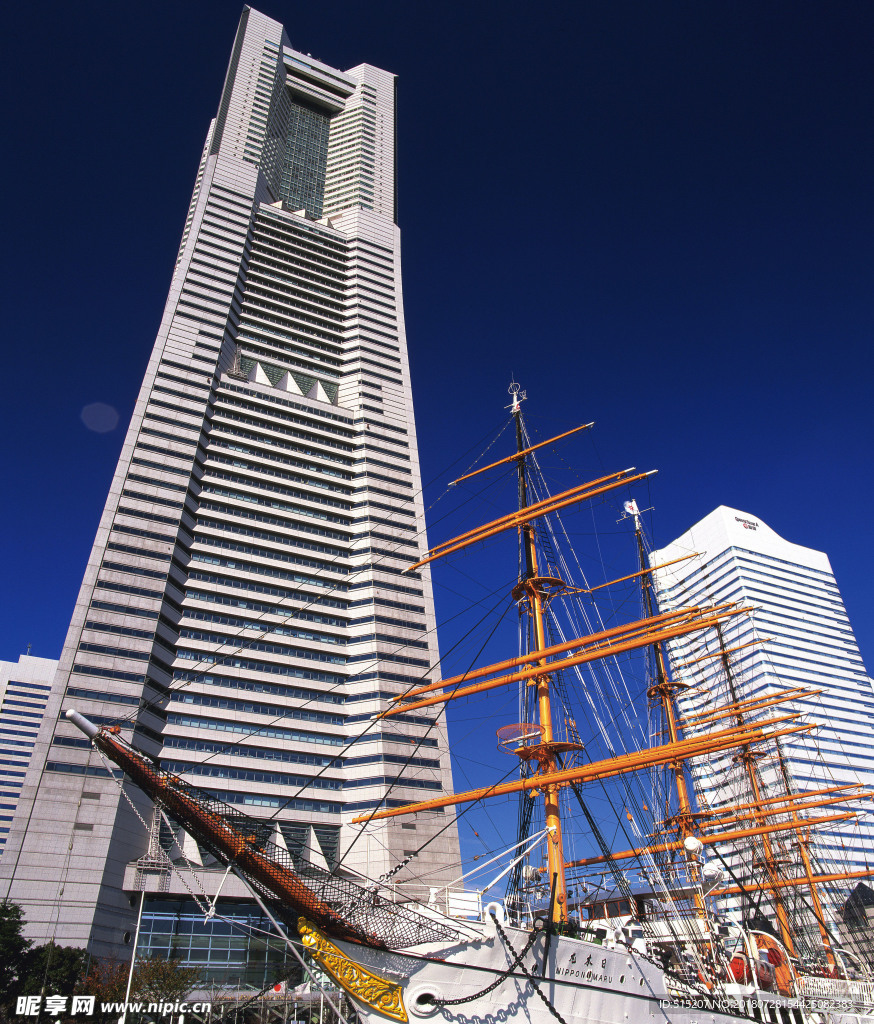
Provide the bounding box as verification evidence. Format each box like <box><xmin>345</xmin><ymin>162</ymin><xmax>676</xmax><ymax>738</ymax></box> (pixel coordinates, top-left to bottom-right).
<box><xmin>0</xmin><ymin>7</ymin><xmax>459</xmax><ymax>968</ymax></box>
<box><xmin>651</xmin><ymin>506</ymin><xmax>874</xmax><ymax>938</ymax></box>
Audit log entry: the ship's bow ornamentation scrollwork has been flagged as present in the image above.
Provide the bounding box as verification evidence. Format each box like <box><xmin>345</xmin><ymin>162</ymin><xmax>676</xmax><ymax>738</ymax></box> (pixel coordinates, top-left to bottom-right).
<box><xmin>298</xmin><ymin>917</ymin><xmax>408</xmax><ymax>1023</ymax></box>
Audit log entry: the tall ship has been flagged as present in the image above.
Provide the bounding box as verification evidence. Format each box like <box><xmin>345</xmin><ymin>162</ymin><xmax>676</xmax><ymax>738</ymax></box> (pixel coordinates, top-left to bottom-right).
<box><xmin>68</xmin><ymin>385</ymin><xmax>874</xmax><ymax>1024</ymax></box>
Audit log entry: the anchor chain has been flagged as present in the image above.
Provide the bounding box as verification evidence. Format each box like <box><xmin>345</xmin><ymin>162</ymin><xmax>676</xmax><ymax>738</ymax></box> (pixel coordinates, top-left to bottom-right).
<box><xmin>433</xmin><ymin>921</ymin><xmax>539</xmax><ymax>1007</ymax></box>
<box><xmin>433</xmin><ymin>914</ymin><xmax>568</xmax><ymax>1024</ymax></box>
<box><xmin>491</xmin><ymin>916</ymin><xmax>569</xmax><ymax>1024</ymax></box>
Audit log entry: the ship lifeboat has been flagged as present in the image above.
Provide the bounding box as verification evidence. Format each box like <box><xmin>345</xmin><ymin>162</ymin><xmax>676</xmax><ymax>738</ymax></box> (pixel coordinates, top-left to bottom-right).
<box><xmin>754</xmin><ymin>958</ymin><xmax>775</xmax><ymax>991</ymax></box>
<box><xmin>754</xmin><ymin>934</ymin><xmax>795</xmax><ymax>996</ymax></box>
<box><xmin>729</xmin><ymin>955</ymin><xmax>774</xmax><ymax>990</ymax></box>
<box><xmin>730</xmin><ymin>955</ymin><xmax>753</xmax><ymax>984</ymax></box>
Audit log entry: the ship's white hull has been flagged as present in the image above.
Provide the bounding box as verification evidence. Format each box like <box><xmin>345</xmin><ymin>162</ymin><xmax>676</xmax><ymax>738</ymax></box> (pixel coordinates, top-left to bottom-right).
<box><xmin>335</xmin><ymin>926</ymin><xmax>873</xmax><ymax>1024</ymax></box>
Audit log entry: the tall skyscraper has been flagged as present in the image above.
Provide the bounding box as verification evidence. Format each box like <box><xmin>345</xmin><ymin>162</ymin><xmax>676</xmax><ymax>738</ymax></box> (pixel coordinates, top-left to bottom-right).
<box><xmin>0</xmin><ymin>8</ymin><xmax>459</xmax><ymax>974</ymax></box>
<box><xmin>651</xmin><ymin>506</ymin><xmax>874</xmax><ymax>932</ymax></box>
<box><xmin>0</xmin><ymin>655</ymin><xmax>58</xmax><ymax>859</ymax></box>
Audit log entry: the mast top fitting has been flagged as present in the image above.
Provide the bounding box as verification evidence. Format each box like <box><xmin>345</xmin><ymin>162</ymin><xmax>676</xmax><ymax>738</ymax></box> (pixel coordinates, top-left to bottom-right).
<box><xmin>497</xmin><ymin>724</ymin><xmax>585</xmax><ymax>768</ymax></box>
<box><xmin>511</xmin><ymin>575</ymin><xmax>569</xmax><ymax>605</ymax></box>
<box><xmin>506</xmin><ymin>380</ymin><xmax>527</xmax><ymax>412</ymax></box>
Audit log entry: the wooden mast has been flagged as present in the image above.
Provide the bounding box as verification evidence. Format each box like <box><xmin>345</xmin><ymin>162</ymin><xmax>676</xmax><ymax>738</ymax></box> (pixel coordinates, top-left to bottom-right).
<box><xmin>627</xmin><ymin>505</ymin><xmax>705</xmax><ymax>915</ymax></box>
<box><xmin>629</xmin><ymin>508</ymin><xmax>696</xmax><ymax>842</ymax></box>
<box><xmin>383</xmin><ymin>604</ymin><xmax>750</xmax><ymax>717</ymax></box>
<box><xmin>678</xmin><ymin>625</ymin><xmax>867</xmax><ymax>966</ymax></box>
<box><xmin>510</xmin><ymin>384</ymin><xmax>569</xmax><ymax>925</ymax></box>
<box><xmin>771</xmin><ymin>729</ymin><xmax>837</xmax><ymax>965</ymax></box>
<box><xmin>711</xmin><ymin>622</ymin><xmax>797</xmax><ymax>956</ymax></box>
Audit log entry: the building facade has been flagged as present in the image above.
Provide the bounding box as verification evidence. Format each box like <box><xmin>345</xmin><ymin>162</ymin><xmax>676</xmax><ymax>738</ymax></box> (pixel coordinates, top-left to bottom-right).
<box><xmin>0</xmin><ymin>7</ymin><xmax>459</xmax><ymax>969</ymax></box>
<box><xmin>651</xmin><ymin>507</ymin><xmax>874</xmax><ymax>936</ymax></box>
<box><xmin>838</xmin><ymin>882</ymin><xmax>874</xmax><ymax>968</ymax></box>
<box><xmin>0</xmin><ymin>655</ymin><xmax>58</xmax><ymax>859</ymax></box>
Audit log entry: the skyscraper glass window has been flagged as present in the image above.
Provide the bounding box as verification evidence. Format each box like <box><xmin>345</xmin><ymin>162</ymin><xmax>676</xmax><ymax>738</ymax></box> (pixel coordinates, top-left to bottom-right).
<box><xmin>280</xmin><ymin>100</ymin><xmax>332</xmax><ymax>217</ymax></box>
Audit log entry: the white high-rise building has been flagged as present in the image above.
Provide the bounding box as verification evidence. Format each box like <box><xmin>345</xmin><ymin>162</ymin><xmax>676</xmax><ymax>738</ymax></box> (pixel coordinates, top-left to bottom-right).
<box><xmin>651</xmin><ymin>506</ymin><xmax>874</xmax><ymax>933</ymax></box>
<box><xmin>0</xmin><ymin>655</ymin><xmax>58</xmax><ymax>858</ymax></box>
<box><xmin>0</xmin><ymin>8</ymin><xmax>458</xmax><ymax>982</ymax></box>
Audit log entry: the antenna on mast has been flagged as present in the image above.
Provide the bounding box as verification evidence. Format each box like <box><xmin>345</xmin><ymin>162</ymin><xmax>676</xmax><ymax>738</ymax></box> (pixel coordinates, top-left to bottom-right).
<box><xmin>619</xmin><ymin>498</ymin><xmax>653</xmax><ymax>528</ymax></box>
<box><xmin>506</xmin><ymin>380</ymin><xmax>527</xmax><ymax>412</ymax></box>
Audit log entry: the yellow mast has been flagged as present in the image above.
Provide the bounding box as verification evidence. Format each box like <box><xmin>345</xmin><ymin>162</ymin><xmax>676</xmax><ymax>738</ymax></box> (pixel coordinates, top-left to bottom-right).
<box><xmin>712</xmin><ymin>623</ymin><xmax>797</xmax><ymax>956</ymax></box>
<box><xmin>376</xmin><ymin>401</ymin><xmax>868</xmax><ymax>948</ymax></box>
<box><xmin>629</xmin><ymin>509</ymin><xmax>696</xmax><ymax>840</ymax></box>
<box><xmin>627</xmin><ymin>505</ymin><xmax>704</xmax><ymax>914</ymax></box>
<box><xmin>675</xmin><ymin>618</ymin><xmax>867</xmax><ymax>967</ymax></box>
<box><xmin>352</xmin><ymin>720</ymin><xmax>817</xmax><ymax>823</ymax></box>
<box><xmin>771</xmin><ymin>733</ymin><xmax>837</xmax><ymax>966</ymax></box>
<box><xmin>510</xmin><ymin>385</ymin><xmax>568</xmax><ymax>925</ymax></box>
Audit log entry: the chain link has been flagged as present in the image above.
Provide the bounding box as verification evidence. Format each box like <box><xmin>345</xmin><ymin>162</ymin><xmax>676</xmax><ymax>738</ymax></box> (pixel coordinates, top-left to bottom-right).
<box><xmin>380</xmin><ymin>852</ymin><xmax>418</xmax><ymax>883</ymax></box>
<box><xmin>96</xmin><ymin>748</ymin><xmax>211</xmax><ymax>916</ymax></box>
<box><xmin>433</xmin><ymin>919</ymin><xmax>540</xmax><ymax>1007</ymax></box>
<box><xmin>433</xmin><ymin>913</ymin><xmax>569</xmax><ymax>1024</ymax></box>
<box><xmin>491</xmin><ymin>917</ymin><xmax>570</xmax><ymax>1024</ymax></box>
<box><xmin>429</xmin><ymin>914</ymin><xmax>568</xmax><ymax>1024</ymax></box>
<box><xmin>156</xmin><ymin>807</ymin><xmax>212</xmax><ymax>916</ymax></box>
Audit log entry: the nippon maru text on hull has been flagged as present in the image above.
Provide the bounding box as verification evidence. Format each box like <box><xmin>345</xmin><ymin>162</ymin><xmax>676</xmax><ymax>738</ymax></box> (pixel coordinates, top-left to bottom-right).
<box><xmin>66</xmin><ymin>385</ymin><xmax>874</xmax><ymax>1024</ymax></box>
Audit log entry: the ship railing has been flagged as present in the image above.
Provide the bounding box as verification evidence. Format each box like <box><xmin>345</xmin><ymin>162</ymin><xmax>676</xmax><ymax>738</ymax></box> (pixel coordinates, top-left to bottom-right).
<box><xmin>448</xmin><ymin>890</ymin><xmax>485</xmax><ymax>920</ymax></box>
<box><xmin>388</xmin><ymin>883</ymin><xmax>475</xmax><ymax>918</ymax></box>
<box><xmin>427</xmin><ymin>889</ymin><xmax>484</xmax><ymax>920</ymax></box>
<box><xmin>796</xmin><ymin>974</ymin><xmax>874</xmax><ymax>1007</ymax></box>
<box><xmin>640</xmin><ymin>918</ymin><xmax>711</xmax><ymax>941</ymax></box>
<box><xmin>423</xmin><ymin>886</ymin><xmax>508</xmax><ymax>925</ymax></box>
<box><xmin>415</xmin><ymin>829</ymin><xmax>551</xmax><ymax>923</ymax></box>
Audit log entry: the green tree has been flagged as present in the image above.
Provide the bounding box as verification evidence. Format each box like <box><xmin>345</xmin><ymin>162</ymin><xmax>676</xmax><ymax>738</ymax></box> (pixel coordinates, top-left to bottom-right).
<box><xmin>132</xmin><ymin>955</ymin><xmax>198</xmax><ymax>1005</ymax></box>
<box><xmin>0</xmin><ymin>900</ymin><xmax>32</xmax><ymax>1004</ymax></box>
<box><xmin>81</xmin><ymin>955</ymin><xmax>199</xmax><ymax>1024</ymax></box>
<box><xmin>19</xmin><ymin>943</ymin><xmax>89</xmax><ymax>999</ymax></box>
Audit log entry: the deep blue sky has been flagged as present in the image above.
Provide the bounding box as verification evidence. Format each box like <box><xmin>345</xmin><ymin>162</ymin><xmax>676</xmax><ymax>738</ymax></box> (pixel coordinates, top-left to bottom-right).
<box><xmin>2</xmin><ymin>2</ymin><xmax>872</xmax><ymax>858</ymax></box>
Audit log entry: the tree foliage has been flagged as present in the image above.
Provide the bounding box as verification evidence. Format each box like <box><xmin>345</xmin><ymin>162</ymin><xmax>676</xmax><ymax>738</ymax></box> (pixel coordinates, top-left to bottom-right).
<box><xmin>81</xmin><ymin>954</ymin><xmax>198</xmax><ymax>1023</ymax></box>
<box><xmin>80</xmin><ymin>957</ymin><xmax>129</xmax><ymax>1008</ymax></box>
<box><xmin>131</xmin><ymin>955</ymin><xmax>197</xmax><ymax>1005</ymax></box>
<box><xmin>0</xmin><ymin>901</ymin><xmax>31</xmax><ymax>1002</ymax></box>
<box><xmin>0</xmin><ymin>903</ymin><xmax>89</xmax><ymax>1018</ymax></box>
<box><xmin>18</xmin><ymin>944</ymin><xmax>89</xmax><ymax>1000</ymax></box>
<box><xmin>0</xmin><ymin>902</ymin><xmax>196</xmax><ymax>1024</ymax></box>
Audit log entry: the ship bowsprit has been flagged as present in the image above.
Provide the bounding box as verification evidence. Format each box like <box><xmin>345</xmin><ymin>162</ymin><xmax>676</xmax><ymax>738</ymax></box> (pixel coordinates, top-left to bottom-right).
<box><xmin>229</xmin><ymin>844</ymin><xmax>464</xmax><ymax>950</ymax></box>
<box><xmin>65</xmin><ymin>709</ymin><xmax>460</xmax><ymax>951</ymax></box>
